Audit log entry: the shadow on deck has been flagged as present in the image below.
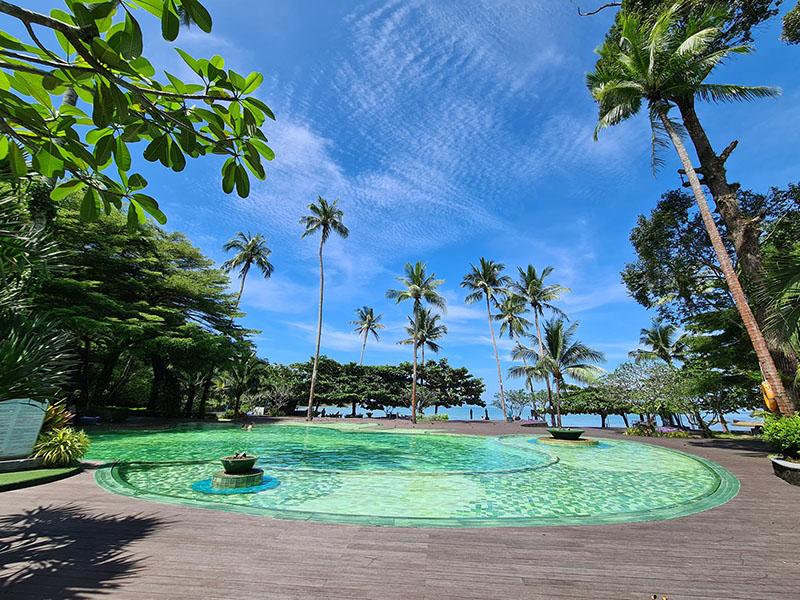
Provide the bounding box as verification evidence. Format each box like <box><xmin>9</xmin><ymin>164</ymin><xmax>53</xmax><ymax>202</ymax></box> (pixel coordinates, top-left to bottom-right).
<box><xmin>0</xmin><ymin>504</ymin><xmax>167</xmax><ymax>600</ymax></box>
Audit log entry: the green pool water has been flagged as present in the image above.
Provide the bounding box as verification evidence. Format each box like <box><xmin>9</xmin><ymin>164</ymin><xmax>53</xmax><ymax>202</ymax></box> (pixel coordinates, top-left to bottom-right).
<box><xmin>88</xmin><ymin>423</ymin><xmax>739</xmax><ymax>527</ymax></box>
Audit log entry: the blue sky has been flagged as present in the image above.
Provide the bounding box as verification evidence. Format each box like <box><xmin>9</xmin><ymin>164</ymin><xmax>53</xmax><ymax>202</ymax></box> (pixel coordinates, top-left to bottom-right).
<box><xmin>30</xmin><ymin>2</ymin><xmax>800</xmax><ymax>406</ymax></box>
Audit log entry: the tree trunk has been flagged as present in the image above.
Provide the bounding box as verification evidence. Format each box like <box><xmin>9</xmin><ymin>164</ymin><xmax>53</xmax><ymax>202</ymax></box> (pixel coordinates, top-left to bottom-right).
<box><xmin>554</xmin><ymin>376</ymin><xmax>562</xmax><ymax>428</ymax></box>
<box><xmin>601</xmin><ymin>412</ymin><xmax>607</xmax><ymax>428</ymax></box>
<box><xmin>306</xmin><ymin>240</ymin><xmax>325</xmax><ymax>421</ymax></box>
<box><xmin>359</xmin><ymin>331</ymin><xmax>367</xmax><ymax>365</ymax></box>
<box><xmin>620</xmin><ymin>412</ymin><xmax>629</xmax><ymax>428</ymax></box>
<box><xmin>184</xmin><ymin>380</ymin><xmax>197</xmax><ymax>418</ymax></box>
<box><xmin>92</xmin><ymin>349</ymin><xmax>120</xmax><ymax>407</ymax></box>
<box><xmin>487</xmin><ymin>295</ymin><xmax>508</xmax><ymax>420</ymax></box>
<box><xmin>78</xmin><ymin>337</ymin><xmax>91</xmax><ymax>410</ymax></box>
<box><xmin>410</xmin><ymin>341</ymin><xmax>418</xmax><ymax>423</ymax></box>
<box><xmin>717</xmin><ymin>409</ymin><xmax>729</xmax><ymax>433</ymax></box>
<box><xmin>692</xmin><ymin>409</ymin><xmax>712</xmax><ymax>438</ymax></box>
<box><xmin>676</xmin><ymin>97</ymin><xmax>798</xmax><ymax>400</ymax></box>
<box><xmin>235</xmin><ymin>265</ymin><xmax>249</xmax><ymax>309</ymax></box>
<box><xmin>659</xmin><ymin>110</ymin><xmax>795</xmax><ymax>415</ymax></box>
<box><xmin>198</xmin><ymin>369</ymin><xmax>214</xmax><ymax>420</ymax></box>
<box><xmin>534</xmin><ymin>312</ymin><xmax>556</xmax><ymax>426</ymax></box>
<box><xmin>148</xmin><ymin>354</ymin><xmax>167</xmax><ymax>414</ymax></box>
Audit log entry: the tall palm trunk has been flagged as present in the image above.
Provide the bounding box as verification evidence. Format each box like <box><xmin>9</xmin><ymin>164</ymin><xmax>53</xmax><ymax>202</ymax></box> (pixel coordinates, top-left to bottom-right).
<box><xmin>235</xmin><ymin>264</ymin><xmax>250</xmax><ymax>309</ymax></box>
<box><xmin>659</xmin><ymin>110</ymin><xmax>794</xmax><ymax>415</ymax></box>
<box><xmin>486</xmin><ymin>295</ymin><xmax>507</xmax><ymax>420</ymax></box>
<box><xmin>534</xmin><ymin>312</ymin><xmax>556</xmax><ymax>426</ymax></box>
<box><xmin>554</xmin><ymin>376</ymin><xmax>562</xmax><ymax>428</ymax></box>
<box><xmin>676</xmin><ymin>98</ymin><xmax>798</xmax><ymax>397</ymax></box>
<box><xmin>306</xmin><ymin>240</ymin><xmax>325</xmax><ymax>421</ymax></box>
<box><xmin>410</xmin><ymin>340</ymin><xmax>418</xmax><ymax>423</ymax></box>
<box><xmin>359</xmin><ymin>331</ymin><xmax>368</xmax><ymax>365</ymax></box>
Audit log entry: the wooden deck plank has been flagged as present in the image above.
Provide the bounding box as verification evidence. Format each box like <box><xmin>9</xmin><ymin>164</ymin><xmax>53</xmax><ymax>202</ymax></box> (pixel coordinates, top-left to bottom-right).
<box><xmin>1</xmin><ymin>420</ymin><xmax>798</xmax><ymax>599</ymax></box>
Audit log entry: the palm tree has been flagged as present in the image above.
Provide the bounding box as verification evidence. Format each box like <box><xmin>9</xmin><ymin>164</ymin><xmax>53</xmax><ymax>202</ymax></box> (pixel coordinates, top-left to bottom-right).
<box><xmin>629</xmin><ymin>319</ymin><xmax>687</xmax><ymax>365</ymax></box>
<box><xmin>400</xmin><ymin>308</ymin><xmax>447</xmax><ymax>416</ymax></box>
<box><xmin>512</xmin><ymin>265</ymin><xmax>569</xmax><ymax>424</ymax></box>
<box><xmin>348</xmin><ymin>306</ymin><xmax>385</xmax><ymax>417</ymax></box>
<box><xmin>221</xmin><ymin>232</ymin><xmax>274</xmax><ymax>308</ymax></box>
<box><xmin>511</xmin><ymin>319</ymin><xmax>605</xmax><ymax>427</ymax></box>
<box><xmin>386</xmin><ymin>261</ymin><xmax>446</xmax><ymax>422</ymax></box>
<box><xmin>588</xmin><ymin>3</ymin><xmax>793</xmax><ymax>414</ymax></box>
<box><xmin>351</xmin><ymin>306</ymin><xmax>385</xmax><ymax>365</ymax></box>
<box><xmin>300</xmin><ymin>196</ymin><xmax>349</xmax><ymax>421</ymax></box>
<box><xmin>224</xmin><ymin>354</ymin><xmax>267</xmax><ymax>414</ymax></box>
<box><xmin>495</xmin><ymin>295</ymin><xmax>535</xmax><ymax>397</ymax></box>
<box><xmin>461</xmin><ymin>258</ymin><xmax>512</xmax><ymax>420</ymax></box>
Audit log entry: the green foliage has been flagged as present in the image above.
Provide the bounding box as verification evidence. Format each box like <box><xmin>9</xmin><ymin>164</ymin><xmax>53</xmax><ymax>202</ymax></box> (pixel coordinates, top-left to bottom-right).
<box><xmin>33</xmin><ymin>426</ymin><xmax>89</xmax><ymax>466</ymax></box>
<box><xmin>494</xmin><ymin>389</ymin><xmax>548</xmax><ymax>419</ymax></box>
<box><xmin>417</xmin><ymin>413</ymin><xmax>449</xmax><ymax>422</ymax></box>
<box><xmin>762</xmin><ymin>413</ymin><xmax>800</xmax><ymax>458</ymax></box>
<box><xmin>625</xmin><ymin>422</ymin><xmax>658</xmax><ymax>437</ymax></box>
<box><xmin>41</xmin><ymin>399</ymin><xmax>74</xmax><ymax>431</ymax></box>
<box><xmin>0</xmin><ymin>194</ymin><xmax>73</xmax><ymax>402</ymax></box>
<box><xmin>588</xmin><ymin>1</ymin><xmax>778</xmax><ymax>171</ymax></box>
<box><xmin>617</xmin><ymin>1</ymin><xmax>780</xmax><ymax>46</ymax></box>
<box><xmin>29</xmin><ymin>196</ymin><xmax>245</xmax><ymax>414</ymax></box>
<box><xmin>782</xmin><ymin>1</ymin><xmax>800</xmax><ymax>43</ymax></box>
<box><xmin>0</xmin><ymin>1</ymin><xmax>275</xmax><ymax>226</ymax></box>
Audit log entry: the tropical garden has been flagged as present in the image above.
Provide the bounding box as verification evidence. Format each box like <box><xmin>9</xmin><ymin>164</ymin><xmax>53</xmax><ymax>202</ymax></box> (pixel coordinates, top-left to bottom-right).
<box><xmin>0</xmin><ymin>0</ymin><xmax>799</xmax><ymax>477</ymax></box>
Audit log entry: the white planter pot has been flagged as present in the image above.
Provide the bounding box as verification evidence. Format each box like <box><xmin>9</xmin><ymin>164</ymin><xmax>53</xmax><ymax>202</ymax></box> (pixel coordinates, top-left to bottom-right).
<box><xmin>0</xmin><ymin>399</ymin><xmax>49</xmax><ymax>460</ymax></box>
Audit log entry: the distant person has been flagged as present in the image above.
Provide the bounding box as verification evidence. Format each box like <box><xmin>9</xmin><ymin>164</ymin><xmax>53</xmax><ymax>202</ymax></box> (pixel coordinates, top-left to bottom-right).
<box><xmin>241</xmin><ymin>422</ymin><xmax>253</xmax><ymax>432</ymax></box>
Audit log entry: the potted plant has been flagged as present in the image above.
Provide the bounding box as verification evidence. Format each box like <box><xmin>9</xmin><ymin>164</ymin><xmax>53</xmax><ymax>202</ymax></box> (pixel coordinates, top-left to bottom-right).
<box><xmin>221</xmin><ymin>452</ymin><xmax>258</xmax><ymax>474</ymax></box>
<box><xmin>763</xmin><ymin>413</ymin><xmax>800</xmax><ymax>486</ymax></box>
<box><xmin>547</xmin><ymin>428</ymin><xmax>585</xmax><ymax>441</ymax></box>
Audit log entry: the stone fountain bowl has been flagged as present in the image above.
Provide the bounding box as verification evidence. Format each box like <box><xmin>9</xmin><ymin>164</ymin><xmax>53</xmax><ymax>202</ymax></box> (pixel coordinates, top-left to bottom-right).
<box><xmin>547</xmin><ymin>428</ymin><xmax>585</xmax><ymax>441</ymax></box>
<box><xmin>221</xmin><ymin>456</ymin><xmax>258</xmax><ymax>474</ymax></box>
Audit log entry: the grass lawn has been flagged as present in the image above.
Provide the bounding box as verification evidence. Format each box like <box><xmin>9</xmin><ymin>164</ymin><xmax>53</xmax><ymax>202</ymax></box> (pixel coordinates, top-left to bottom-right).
<box><xmin>0</xmin><ymin>466</ymin><xmax>81</xmax><ymax>492</ymax></box>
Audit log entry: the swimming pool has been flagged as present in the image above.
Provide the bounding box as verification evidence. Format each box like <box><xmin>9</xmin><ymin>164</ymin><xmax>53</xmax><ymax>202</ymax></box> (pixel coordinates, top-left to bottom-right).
<box><xmin>88</xmin><ymin>423</ymin><xmax>739</xmax><ymax>527</ymax></box>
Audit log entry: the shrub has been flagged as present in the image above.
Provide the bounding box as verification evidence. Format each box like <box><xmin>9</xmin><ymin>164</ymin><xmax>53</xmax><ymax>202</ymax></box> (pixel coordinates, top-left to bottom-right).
<box><xmin>662</xmin><ymin>430</ymin><xmax>689</xmax><ymax>439</ymax></box>
<box><xmin>625</xmin><ymin>423</ymin><xmax>690</xmax><ymax>438</ymax></box>
<box><xmin>762</xmin><ymin>414</ymin><xmax>800</xmax><ymax>459</ymax></box>
<box><xmin>418</xmin><ymin>413</ymin><xmax>449</xmax><ymax>423</ymax></box>
<box><xmin>42</xmin><ymin>400</ymin><xmax>74</xmax><ymax>431</ymax></box>
<box><xmin>33</xmin><ymin>427</ymin><xmax>90</xmax><ymax>466</ymax></box>
<box><xmin>625</xmin><ymin>422</ymin><xmax>656</xmax><ymax>437</ymax></box>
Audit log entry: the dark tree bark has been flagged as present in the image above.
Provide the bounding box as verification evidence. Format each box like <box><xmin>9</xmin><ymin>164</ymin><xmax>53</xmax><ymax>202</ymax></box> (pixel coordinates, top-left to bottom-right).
<box><xmin>198</xmin><ymin>369</ymin><xmax>214</xmax><ymax>420</ymax></box>
<box><xmin>183</xmin><ymin>380</ymin><xmax>197</xmax><ymax>418</ymax></box>
<box><xmin>148</xmin><ymin>354</ymin><xmax>167</xmax><ymax>414</ymax></box>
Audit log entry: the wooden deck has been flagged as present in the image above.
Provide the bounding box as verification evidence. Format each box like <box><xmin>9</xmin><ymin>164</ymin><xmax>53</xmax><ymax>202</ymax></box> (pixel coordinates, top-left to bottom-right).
<box><xmin>1</xmin><ymin>420</ymin><xmax>798</xmax><ymax>599</ymax></box>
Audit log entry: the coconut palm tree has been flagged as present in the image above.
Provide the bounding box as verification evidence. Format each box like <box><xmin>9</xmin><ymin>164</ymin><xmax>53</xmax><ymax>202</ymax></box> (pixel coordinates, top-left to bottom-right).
<box><xmin>351</xmin><ymin>306</ymin><xmax>385</xmax><ymax>365</ymax></box>
<box><xmin>400</xmin><ymin>308</ymin><xmax>448</xmax><ymax>416</ymax></box>
<box><xmin>495</xmin><ymin>295</ymin><xmax>536</xmax><ymax>398</ymax></box>
<box><xmin>386</xmin><ymin>261</ymin><xmax>446</xmax><ymax>422</ymax></box>
<box><xmin>511</xmin><ymin>319</ymin><xmax>605</xmax><ymax>427</ymax></box>
<box><xmin>461</xmin><ymin>258</ymin><xmax>512</xmax><ymax>420</ymax></box>
<box><xmin>587</xmin><ymin>3</ymin><xmax>793</xmax><ymax>414</ymax></box>
<box><xmin>629</xmin><ymin>319</ymin><xmax>687</xmax><ymax>365</ymax></box>
<box><xmin>512</xmin><ymin>265</ymin><xmax>569</xmax><ymax>423</ymax></box>
<box><xmin>300</xmin><ymin>196</ymin><xmax>349</xmax><ymax>421</ymax></box>
<box><xmin>221</xmin><ymin>232</ymin><xmax>274</xmax><ymax>308</ymax></box>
